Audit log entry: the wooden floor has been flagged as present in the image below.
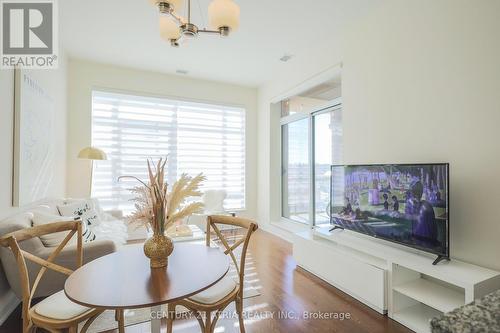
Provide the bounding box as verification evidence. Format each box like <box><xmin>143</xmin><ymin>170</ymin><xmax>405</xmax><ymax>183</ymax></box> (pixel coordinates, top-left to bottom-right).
<box><xmin>1</xmin><ymin>229</ymin><xmax>411</xmax><ymax>333</ymax></box>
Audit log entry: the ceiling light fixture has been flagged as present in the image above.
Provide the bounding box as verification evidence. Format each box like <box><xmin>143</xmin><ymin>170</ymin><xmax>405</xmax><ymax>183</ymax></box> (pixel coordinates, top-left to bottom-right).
<box><xmin>150</xmin><ymin>0</ymin><xmax>240</xmax><ymax>47</ymax></box>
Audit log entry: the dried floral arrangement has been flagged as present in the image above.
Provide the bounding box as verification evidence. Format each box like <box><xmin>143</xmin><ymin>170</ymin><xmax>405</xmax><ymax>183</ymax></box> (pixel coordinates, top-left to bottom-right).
<box><xmin>118</xmin><ymin>157</ymin><xmax>205</xmax><ymax>235</ymax></box>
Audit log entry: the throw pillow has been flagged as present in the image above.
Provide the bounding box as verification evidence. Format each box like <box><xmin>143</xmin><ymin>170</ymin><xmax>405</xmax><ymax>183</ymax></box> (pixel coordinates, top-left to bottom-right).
<box><xmin>58</xmin><ymin>200</ymin><xmax>101</xmax><ymax>228</ymax></box>
<box><xmin>32</xmin><ymin>213</ymin><xmax>87</xmax><ymax>247</ymax></box>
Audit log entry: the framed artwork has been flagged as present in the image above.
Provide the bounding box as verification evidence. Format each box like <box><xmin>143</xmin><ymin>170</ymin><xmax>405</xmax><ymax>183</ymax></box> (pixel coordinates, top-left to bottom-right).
<box><xmin>12</xmin><ymin>69</ymin><xmax>56</xmax><ymax>207</ymax></box>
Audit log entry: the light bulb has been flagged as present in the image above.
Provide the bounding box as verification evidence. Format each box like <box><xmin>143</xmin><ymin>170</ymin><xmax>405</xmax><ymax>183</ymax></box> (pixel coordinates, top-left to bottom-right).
<box><xmin>159</xmin><ymin>16</ymin><xmax>180</xmax><ymax>41</ymax></box>
<box><xmin>208</xmin><ymin>0</ymin><xmax>240</xmax><ymax>32</ymax></box>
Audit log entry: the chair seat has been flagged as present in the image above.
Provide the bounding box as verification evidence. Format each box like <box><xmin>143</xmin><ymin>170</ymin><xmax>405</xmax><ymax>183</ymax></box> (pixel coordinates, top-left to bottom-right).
<box><xmin>189</xmin><ymin>276</ymin><xmax>237</xmax><ymax>304</ymax></box>
<box><xmin>33</xmin><ymin>290</ymin><xmax>91</xmax><ymax>320</ymax></box>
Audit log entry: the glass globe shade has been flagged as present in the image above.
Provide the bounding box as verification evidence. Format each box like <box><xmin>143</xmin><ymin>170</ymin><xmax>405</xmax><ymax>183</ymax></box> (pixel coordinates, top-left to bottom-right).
<box><xmin>181</xmin><ymin>31</ymin><xmax>197</xmax><ymax>41</ymax></box>
<box><xmin>159</xmin><ymin>16</ymin><xmax>180</xmax><ymax>41</ymax></box>
<box><xmin>208</xmin><ymin>0</ymin><xmax>240</xmax><ymax>32</ymax></box>
<box><xmin>149</xmin><ymin>0</ymin><xmax>184</xmax><ymax>11</ymax></box>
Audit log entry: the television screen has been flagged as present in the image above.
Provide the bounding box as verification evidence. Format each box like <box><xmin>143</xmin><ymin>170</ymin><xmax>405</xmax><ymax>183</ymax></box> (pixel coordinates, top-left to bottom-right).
<box><xmin>330</xmin><ymin>163</ymin><xmax>449</xmax><ymax>258</ymax></box>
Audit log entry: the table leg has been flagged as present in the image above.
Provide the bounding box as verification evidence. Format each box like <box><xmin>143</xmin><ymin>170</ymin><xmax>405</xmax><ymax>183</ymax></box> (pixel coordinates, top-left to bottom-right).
<box><xmin>151</xmin><ymin>305</ymin><xmax>162</xmax><ymax>333</ymax></box>
<box><xmin>115</xmin><ymin>309</ymin><xmax>125</xmax><ymax>333</ymax></box>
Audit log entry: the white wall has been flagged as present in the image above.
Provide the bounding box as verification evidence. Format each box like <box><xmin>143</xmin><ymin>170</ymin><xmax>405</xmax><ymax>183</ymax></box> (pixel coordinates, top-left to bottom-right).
<box><xmin>0</xmin><ymin>55</ymin><xmax>68</xmax><ymax>321</ymax></box>
<box><xmin>66</xmin><ymin>59</ymin><xmax>258</xmax><ymax>219</ymax></box>
<box><xmin>258</xmin><ymin>0</ymin><xmax>500</xmax><ymax>270</ymax></box>
<box><xmin>0</xmin><ymin>70</ymin><xmax>16</xmax><ymax>223</ymax></box>
<box><xmin>0</xmin><ymin>69</ymin><xmax>17</xmax><ymax>319</ymax></box>
<box><xmin>342</xmin><ymin>0</ymin><xmax>500</xmax><ymax>270</ymax></box>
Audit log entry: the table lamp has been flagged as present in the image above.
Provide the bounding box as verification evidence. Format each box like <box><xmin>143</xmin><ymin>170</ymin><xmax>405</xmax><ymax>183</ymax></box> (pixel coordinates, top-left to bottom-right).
<box><xmin>78</xmin><ymin>146</ymin><xmax>107</xmax><ymax>196</ymax></box>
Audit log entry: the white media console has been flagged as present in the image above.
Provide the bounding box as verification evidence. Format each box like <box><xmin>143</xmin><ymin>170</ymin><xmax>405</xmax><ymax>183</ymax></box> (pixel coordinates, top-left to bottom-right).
<box><xmin>293</xmin><ymin>227</ymin><xmax>500</xmax><ymax>333</ymax></box>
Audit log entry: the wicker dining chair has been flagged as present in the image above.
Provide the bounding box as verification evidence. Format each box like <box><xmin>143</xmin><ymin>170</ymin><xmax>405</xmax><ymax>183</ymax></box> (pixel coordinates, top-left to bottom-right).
<box><xmin>166</xmin><ymin>215</ymin><xmax>258</xmax><ymax>333</ymax></box>
<box><xmin>0</xmin><ymin>221</ymin><xmax>104</xmax><ymax>333</ymax></box>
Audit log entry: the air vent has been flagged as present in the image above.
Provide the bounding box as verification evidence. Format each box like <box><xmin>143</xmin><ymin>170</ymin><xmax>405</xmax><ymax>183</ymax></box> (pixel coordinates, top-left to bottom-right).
<box><xmin>176</xmin><ymin>69</ymin><xmax>189</xmax><ymax>75</ymax></box>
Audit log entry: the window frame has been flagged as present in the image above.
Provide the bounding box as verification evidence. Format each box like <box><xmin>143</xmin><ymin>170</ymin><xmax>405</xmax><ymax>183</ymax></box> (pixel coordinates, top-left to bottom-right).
<box><xmin>280</xmin><ymin>98</ymin><xmax>342</xmax><ymax>227</ymax></box>
<box><xmin>90</xmin><ymin>88</ymin><xmax>248</xmax><ymax>212</ymax></box>
<box><xmin>280</xmin><ymin>114</ymin><xmax>311</xmax><ymax>224</ymax></box>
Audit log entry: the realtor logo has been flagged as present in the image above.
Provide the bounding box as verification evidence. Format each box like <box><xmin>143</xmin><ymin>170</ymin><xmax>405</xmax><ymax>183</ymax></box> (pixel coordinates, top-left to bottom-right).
<box><xmin>1</xmin><ymin>0</ymin><xmax>58</xmax><ymax>68</ymax></box>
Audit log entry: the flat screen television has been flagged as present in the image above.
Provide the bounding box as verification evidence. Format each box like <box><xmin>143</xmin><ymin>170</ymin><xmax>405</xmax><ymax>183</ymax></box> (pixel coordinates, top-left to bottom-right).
<box><xmin>329</xmin><ymin>163</ymin><xmax>449</xmax><ymax>264</ymax></box>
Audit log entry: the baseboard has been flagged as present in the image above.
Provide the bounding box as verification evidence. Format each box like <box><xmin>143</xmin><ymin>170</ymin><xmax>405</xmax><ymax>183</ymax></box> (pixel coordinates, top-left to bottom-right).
<box><xmin>0</xmin><ymin>290</ymin><xmax>19</xmax><ymax>325</ymax></box>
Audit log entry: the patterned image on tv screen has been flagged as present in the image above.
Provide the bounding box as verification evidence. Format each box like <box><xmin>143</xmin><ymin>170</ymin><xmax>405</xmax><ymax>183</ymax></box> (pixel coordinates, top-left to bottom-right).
<box><xmin>330</xmin><ymin>164</ymin><xmax>449</xmax><ymax>256</ymax></box>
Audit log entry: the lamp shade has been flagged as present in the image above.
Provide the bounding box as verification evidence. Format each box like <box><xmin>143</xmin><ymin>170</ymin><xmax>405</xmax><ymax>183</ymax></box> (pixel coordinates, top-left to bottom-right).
<box><xmin>208</xmin><ymin>0</ymin><xmax>240</xmax><ymax>32</ymax></box>
<box><xmin>77</xmin><ymin>147</ymin><xmax>107</xmax><ymax>160</ymax></box>
<box><xmin>159</xmin><ymin>16</ymin><xmax>180</xmax><ymax>40</ymax></box>
<box><xmin>149</xmin><ymin>0</ymin><xmax>184</xmax><ymax>11</ymax></box>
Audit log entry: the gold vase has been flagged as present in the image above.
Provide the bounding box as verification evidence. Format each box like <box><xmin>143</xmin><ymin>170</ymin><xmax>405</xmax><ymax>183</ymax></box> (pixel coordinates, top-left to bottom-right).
<box><xmin>143</xmin><ymin>233</ymin><xmax>174</xmax><ymax>268</ymax></box>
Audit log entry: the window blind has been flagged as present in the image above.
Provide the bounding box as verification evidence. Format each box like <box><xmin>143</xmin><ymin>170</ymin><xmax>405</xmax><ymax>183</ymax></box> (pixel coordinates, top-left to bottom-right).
<box><xmin>91</xmin><ymin>91</ymin><xmax>246</xmax><ymax>212</ymax></box>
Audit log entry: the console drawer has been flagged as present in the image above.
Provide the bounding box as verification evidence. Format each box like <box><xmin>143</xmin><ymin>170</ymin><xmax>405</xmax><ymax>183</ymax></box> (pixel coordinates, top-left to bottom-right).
<box><xmin>293</xmin><ymin>234</ymin><xmax>386</xmax><ymax>313</ymax></box>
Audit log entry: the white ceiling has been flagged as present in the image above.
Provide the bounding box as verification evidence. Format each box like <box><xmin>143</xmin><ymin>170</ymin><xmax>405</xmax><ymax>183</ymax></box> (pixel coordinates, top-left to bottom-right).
<box><xmin>60</xmin><ymin>0</ymin><xmax>377</xmax><ymax>87</ymax></box>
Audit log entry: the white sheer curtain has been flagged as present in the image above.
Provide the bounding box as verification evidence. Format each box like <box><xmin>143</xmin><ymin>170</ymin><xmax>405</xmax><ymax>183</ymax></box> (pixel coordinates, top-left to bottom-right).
<box><xmin>91</xmin><ymin>90</ymin><xmax>246</xmax><ymax>212</ymax></box>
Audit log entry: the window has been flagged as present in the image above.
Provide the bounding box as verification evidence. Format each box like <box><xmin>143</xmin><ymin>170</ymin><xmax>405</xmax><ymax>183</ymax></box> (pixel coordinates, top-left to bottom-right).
<box><xmin>279</xmin><ymin>77</ymin><xmax>342</xmax><ymax>226</ymax></box>
<box><xmin>91</xmin><ymin>91</ymin><xmax>246</xmax><ymax>212</ymax></box>
<box><xmin>281</xmin><ymin>117</ymin><xmax>310</xmax><ymax>223</ymax></box>
<box><xmin>280</xmin><ymin>103</ymin><xmax>342</xmax><ymax>226</ymax></box>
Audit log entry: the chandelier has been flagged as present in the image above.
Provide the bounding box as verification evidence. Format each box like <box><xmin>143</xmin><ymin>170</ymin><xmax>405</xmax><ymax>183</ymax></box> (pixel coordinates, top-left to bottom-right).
<box><xmin>150</xmin><ymin>0</ymin><xmax>240</xmax><ymax>47</ymax></box>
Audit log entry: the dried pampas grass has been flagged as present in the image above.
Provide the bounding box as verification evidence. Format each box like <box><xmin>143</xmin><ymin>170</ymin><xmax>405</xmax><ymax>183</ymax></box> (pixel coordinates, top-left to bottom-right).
<box><xmin>118</xmin><ymin>157</ymin><xmax>205</xmax><ymax>235</ymax></box>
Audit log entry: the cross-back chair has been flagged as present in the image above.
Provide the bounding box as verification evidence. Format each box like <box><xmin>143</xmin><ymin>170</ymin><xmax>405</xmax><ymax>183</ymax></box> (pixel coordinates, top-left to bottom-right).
<box><xmin>166</xmin><ymin>215</ymin><xmax>258</xmax><ymax>333</ymax></box>
<box><xmin>0</xmin><ymin>221</ymin><xmax>104</xmax><ymax>333</ymax></box>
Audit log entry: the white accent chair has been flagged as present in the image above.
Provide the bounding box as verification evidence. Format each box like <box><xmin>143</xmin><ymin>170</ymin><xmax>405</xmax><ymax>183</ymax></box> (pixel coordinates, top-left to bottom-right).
<box><xmin>188</xmin><ymin>190</ymin><xmax>235</xmax><ymax>232</ymax></box>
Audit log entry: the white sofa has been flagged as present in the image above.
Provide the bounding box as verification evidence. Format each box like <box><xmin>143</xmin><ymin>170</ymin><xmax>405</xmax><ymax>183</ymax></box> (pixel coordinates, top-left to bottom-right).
<box><xmin>0</xmin><ymin>198</ymin><xmax>127</xmax><ymax>300</ymax></box>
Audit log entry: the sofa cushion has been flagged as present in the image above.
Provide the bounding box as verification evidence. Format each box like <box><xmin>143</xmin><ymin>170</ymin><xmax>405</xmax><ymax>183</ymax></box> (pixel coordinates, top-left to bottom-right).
<box><xmin>0</xmin><ymin>212</ymin><xmax>33</xmax><ymax>235</ymax></box>
<box><xmin>32</xmin><ymin>212</ymin><xmax>92</xmax><ymax>246</ymax></box>
<box><xmin>32</xmin><ymin>212</ymin><xmax>72</xmax><ymax>247</ymax></box>
<box><xmin>1</xmin><ymin>239</ymin><xmax>117</xmax><ymax>300</ymax></box>
<box><xmin>33</xmin><ymin>290</ymin><xmax>91</xmax><ymax>320</ymax></box>
<box><xmin>31</xmin><ymin>203</ymin><xmax>62</xmax><ymax>216</ymax></box>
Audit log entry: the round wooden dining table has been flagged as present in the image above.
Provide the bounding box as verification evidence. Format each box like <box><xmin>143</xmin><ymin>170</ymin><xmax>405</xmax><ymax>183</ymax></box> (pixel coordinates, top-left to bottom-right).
<box><xmin>64</xmin><ymin>242</ymin><xmax>230</xmax><ymax>333</ymax></box>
